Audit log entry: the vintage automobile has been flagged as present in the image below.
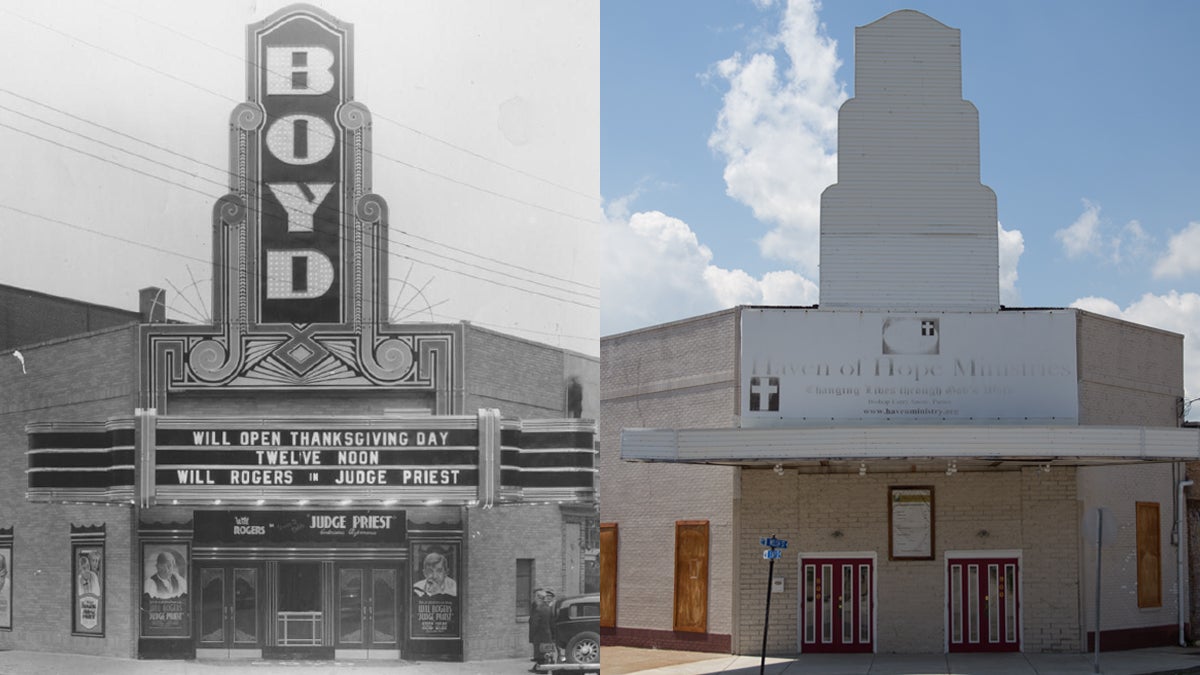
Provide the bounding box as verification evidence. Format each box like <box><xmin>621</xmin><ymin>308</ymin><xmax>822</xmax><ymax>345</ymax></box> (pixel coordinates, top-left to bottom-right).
<box><xmin>551</xmin><ymin>592</ymin><xmax>600</xmax><ymax>665</ymax></box>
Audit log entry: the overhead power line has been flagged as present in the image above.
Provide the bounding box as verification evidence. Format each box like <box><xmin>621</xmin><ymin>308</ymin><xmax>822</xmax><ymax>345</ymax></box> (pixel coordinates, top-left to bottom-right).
<box><xmin>0</xmin><ymin>112</ymin><xmax>597</xmax><ymax>305</ymax></box>
<box><xmin>0</xmin><ymin>88</ymin><xmax>599</xmax><ymax>294</ymax></box>
<box><xmin>0</xmin><ymin>5</ymin><xmax>601</xmax><ymax>228</ymax></box>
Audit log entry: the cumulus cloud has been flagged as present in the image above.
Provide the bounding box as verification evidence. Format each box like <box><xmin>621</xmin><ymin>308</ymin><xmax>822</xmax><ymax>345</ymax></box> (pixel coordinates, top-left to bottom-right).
<box><xmin>1071</xmin><ymin>291</ymin><xmax>1200</xmax><ymax>419</ymax></box>
<box><xmin>998</xmin><ymin>222</ymin><xmax>1024</xmax><ymax>305</ymax></box>
<box><xmin>1055</xmin><ymin>199</ymin><xmax>1155</xmax><ymax>266</ymax></box>
<box><xmin>707</xmin><ymin>0</ymin><xmax>847</xmax><ymax>277</ymax></box>
<box><xmin>1153</xmin><ymin>222</ymin><xmax>1200</xmax><ymax>278</ymax></box>
<box><xmin>601</xmin><ymin>204</ymin><xmax>818</xmax><ymax>335</ymax></box>
<box><xmin>1056</xmin><ymin>199</ymin><xmax>1102</xmax><ymax>258</ymax></box>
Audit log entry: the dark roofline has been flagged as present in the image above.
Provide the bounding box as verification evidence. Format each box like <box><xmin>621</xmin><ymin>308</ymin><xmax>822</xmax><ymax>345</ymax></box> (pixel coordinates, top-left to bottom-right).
<box><xmin>0</xmin><ymin>282</ymin><xmax>140</xmax><ymax>318</ymax></box>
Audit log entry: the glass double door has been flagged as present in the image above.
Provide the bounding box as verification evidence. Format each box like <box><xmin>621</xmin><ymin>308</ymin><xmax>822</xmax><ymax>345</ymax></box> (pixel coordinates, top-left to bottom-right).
<box><xmin>197</xmin><ymin>564</ymin><xmax>262</xmax><ymax>654</ymax></box>
<box><xmin>800</xmin><ymin>557</ymin><xmax>873</xmax><ymax>653</ymax></box>
<box><xmin>947</xmin><ymin>556</ymin><xmax>1020</xmax><ymax>652</ymax></box>
<box><xmin>335</xmin><ymin>564</ymin><xmax>400</xmax><ymax>657</ymax></box>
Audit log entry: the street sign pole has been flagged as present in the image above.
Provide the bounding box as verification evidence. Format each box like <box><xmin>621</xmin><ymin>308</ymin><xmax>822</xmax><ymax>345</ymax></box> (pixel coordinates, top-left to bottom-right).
<box><xmin>758</xmin><ymin>535</ymin><xmax>787</xmax><ymax>675</ymax></box>
<box><xmin>1094</xmin><ymin>508</ymin><xmax>1103</xmax><ymax>674</ymax></box>
<box><xmin>761</xmin><ymin>553</ymin><xmax>773</xmax><ymax>675</ymax></box>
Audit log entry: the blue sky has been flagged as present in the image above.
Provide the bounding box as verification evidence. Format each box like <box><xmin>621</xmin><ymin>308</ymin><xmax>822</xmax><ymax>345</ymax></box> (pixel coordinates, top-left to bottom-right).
<box><xmin>601</xmin><ymin>0</ymin><xmax>1200</xmax><ymax>411</ymax></box>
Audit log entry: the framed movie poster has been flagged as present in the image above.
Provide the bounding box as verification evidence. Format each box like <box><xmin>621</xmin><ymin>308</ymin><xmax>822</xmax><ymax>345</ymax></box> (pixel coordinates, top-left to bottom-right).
<box><xmin>889</xmin><ymin>486</ymin><xmax>934</xmax><ymax>560</ymax></box>
<box><xmin>0</xmin><ymin>545</ymin><xmax>11</xmax><ymax>630</ymax></box>
<box><xmin>72</xmin><ymin>543</ymin><xmax>105</xmax><ymax>636</ymax></box>
<box><xmin>410</xmin><ymin>541</ymin><xmax>461</xmax><ymax>639</ymax></box>
<box><xmin>140</xmin><ymin>542</ymin><xmax>190</xmax><ymax>638</ymax></box>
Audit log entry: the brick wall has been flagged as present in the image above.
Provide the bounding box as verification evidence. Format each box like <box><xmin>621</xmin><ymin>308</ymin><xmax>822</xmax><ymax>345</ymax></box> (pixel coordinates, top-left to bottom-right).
<box><xmin>1076</xmin><ymin>310</ymin><xmax>1183</xmax><ymax>426</ymax></box>
<box><xmin>737</xmin><ymin>466</ymin><xmax>1080</xmax><ymax>653</ymax></box>
<box><xmin>462</xmin><ymin>503</ymin><xmax>565</xmax><ymax>660</ymax></box>
<box><xmin>600</xmin><ymin>310</ymin><xmax>739</xmax><ymax>644</ymax></box>
<box><xmin>1077</xmin><ymin>463</ymin><xmax>1179</xmax><ymax>635</ymax></box>
<box><xmin>0</xmin><ymin>325</ymin><xmax>140</xmax><ymax>657</ymax></box>
<box><xmin>1</xmin><ymin>317</ymin><xmax>595</xmax><ymax>660</ymax></box>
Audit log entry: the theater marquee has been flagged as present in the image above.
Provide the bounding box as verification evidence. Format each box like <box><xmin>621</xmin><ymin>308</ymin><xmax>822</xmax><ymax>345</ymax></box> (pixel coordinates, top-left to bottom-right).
<box><xmin>27</xmin><ymin>412</ymin><xmax>595</xmax><ymax>506</ymax></box>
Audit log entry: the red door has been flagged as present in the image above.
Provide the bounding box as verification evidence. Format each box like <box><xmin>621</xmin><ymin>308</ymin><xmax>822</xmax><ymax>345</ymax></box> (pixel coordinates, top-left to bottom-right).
<box><xmin>947</xmin><ymin>557</ymin><xmax>1019</xmax><ymax>652</ymax></box>
<box><xmin>800</xmin><ymin>558</ymin><xmax>872</xmax><ymax>653</ymax></box>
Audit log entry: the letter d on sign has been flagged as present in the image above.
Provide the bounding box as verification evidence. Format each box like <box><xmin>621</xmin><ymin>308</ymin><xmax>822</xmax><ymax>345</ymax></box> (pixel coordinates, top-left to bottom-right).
<box><xmin>266</xmin><ymin>250</ymin><xmax>335</xmax><ymax>299</ymax></box>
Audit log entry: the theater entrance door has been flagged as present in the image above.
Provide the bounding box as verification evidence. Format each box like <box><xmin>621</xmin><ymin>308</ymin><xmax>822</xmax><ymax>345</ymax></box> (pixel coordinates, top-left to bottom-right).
<box><xmin>334</xmin><ymin>563</ymin><xmax>402</xmax><ymax>658</ymax></box>
<box><xmin>196</xmin><ymin>564</ymin><xmax>264</xmax><ymax>657</ymax></box>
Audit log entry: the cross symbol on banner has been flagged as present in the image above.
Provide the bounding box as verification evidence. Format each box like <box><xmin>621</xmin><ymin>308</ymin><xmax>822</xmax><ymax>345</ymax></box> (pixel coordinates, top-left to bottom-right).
<box><xmin>749</xmin><ymin>376</ymin><xmax>779</xmax><ymax>412</ymax></box>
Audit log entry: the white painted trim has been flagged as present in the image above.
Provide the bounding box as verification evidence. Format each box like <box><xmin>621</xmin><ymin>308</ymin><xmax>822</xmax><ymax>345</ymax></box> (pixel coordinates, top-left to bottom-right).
<box><xmin>622</xmin><ymin>426</ymin><xmax>1200</xmax><ymax>464</ymax></box>
<box><xmin>796</xmin><ymin>551</ymin><xmax>877</xmax><ymax>654</ymax></box>
<box><xmin>944</xmin><ymin>550</ymin><xmax>1024</xmax><ymax>653</ymax></box>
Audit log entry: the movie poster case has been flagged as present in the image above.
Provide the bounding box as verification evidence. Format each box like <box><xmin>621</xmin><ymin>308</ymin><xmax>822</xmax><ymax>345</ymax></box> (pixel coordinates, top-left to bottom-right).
<box><xmin>410</xmin><ymin>541</ymin><xmax>461</xmax><ymax>640</ymax></box>
<box><xmin>72</xmin><ymin>542</ymin><xmax>105</xmax><ymax>636</ymax></box>
<box><xmin>140</xmin><ymin>542</ymin><xmax>190</xmax><ymax>638</ymax></box>
<box><xmin>0</xmin><ymin>538</ymin><xmax>12</xmax><ymax>630</ymax></box>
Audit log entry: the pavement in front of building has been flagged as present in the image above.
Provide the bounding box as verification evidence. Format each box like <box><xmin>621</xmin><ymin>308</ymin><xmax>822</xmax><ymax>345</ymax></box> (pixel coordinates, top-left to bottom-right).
<box><xmin>0</xmin><ymin>650</ymin><xmax>549</xmax><ymax>675</ymax></box>
<box><xmin>600</xmin><ymin>645</ymin><xmax>1200</xmax><ymax>675</ymax></box>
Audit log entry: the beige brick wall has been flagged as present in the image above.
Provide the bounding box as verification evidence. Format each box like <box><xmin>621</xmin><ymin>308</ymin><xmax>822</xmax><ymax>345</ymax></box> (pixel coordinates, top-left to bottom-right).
<box><xmin>600</xmin><ymin>310</ymin><xmax>739</xmax><ymax>641</ymax></box>
<box><xmin>1076</xmin><ymin>310</ymin><xmax>1183</xmax><ymax>426</ymax></box>
<box><xmin>737</xmin><ymin>466</ymin><xmax>1080</xmax><ymax>654</ymax></box>
<box><xmin>1077</xmin><ymin>463</ymin><xmax>1180</xmax><ymax>633</ymax></box>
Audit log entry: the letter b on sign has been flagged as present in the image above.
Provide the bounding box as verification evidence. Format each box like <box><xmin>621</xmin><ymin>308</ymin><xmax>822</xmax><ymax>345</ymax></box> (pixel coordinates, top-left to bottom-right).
<box><xmin>266</xmin><ymin>47</ymin><xmax>335</xmax><ymax>95</ymax></box>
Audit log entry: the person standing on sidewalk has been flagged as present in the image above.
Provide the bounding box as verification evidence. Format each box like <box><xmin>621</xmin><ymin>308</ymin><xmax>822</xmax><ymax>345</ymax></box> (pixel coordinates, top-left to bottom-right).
<box><xmin>528</xmin><ymin>588</ymin><xmax>555</xmax><ymax>671</ymax></box>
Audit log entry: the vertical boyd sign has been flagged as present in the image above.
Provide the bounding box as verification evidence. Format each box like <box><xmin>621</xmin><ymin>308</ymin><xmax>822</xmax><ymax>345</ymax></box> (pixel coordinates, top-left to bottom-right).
<box><xmin>256</xmin><ymin>15</ymin><xmax>347</xmax><ymax>324</ymax></box>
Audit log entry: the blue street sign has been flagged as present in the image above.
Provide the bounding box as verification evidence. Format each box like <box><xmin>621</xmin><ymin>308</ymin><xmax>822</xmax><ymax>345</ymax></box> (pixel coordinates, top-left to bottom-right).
<box><xmin>762</xmin><ymin>549</ymin><xmax>782</xmax><ymax>560</ymax></box>
<box><xmin>759</xmin><ymin>537</ymin><xmax>788</xmax><ymax>549</ymax></box>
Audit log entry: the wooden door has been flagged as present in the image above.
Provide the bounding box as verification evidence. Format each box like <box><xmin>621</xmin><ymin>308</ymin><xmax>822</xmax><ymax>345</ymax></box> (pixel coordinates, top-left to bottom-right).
<box><xmin>600</xmin><ymin>523</ymin><xmax>617</xmax><ymax>628</ymax></box>
<box><xmin>673</xmin><ymin>521</ymin><xmax>708</xmax><ymax>633</ymax></box>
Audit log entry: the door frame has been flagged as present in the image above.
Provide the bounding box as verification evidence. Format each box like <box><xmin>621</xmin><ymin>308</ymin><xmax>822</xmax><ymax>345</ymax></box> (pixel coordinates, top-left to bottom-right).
<box><xmin>332</xmin><ymin>562</ymin><xmax>404</xmax><ymax>659</ymax></box>
<box><xmin>796</xmin><ymin>551</ymin><xmax>877</xmax><ymax>654</ymax></box>
<box><xmin>194</xmin><ymin>562</ymin><xmax>266</xmax><ymax>659</ymax></box>
<box><xmin>943</xmin><ymin>549</ymin><xmax>1023</xmax><ymax>653</ymax></box>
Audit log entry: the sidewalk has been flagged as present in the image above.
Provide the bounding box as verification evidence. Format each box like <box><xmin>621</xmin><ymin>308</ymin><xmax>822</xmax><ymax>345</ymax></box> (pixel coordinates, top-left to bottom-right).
<box><xmin>0</xmin><ymin>651</ymin><xmax>540</xmax><ymax>675</ymax></box>
<box><xmin>601</xmin><ymin>645</ymin><xmax>1200</xmax><ymax>675</ymax></box>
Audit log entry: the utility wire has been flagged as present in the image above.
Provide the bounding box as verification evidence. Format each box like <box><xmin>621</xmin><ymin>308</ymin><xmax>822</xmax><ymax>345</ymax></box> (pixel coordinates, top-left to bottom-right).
<box><xmin>95</xmin><ymin>0</ymin><xmax>598</xmax><ymax>203</ymax></box>
<box><xmin>0</xmin><ymin>88</ymin><xmax>598</xmax><ymax>293</ymax></box>
<box><xmin>0</xmin><ymin>5</ymin><xmax>601</xmax><ymax>228</ymax></box>
<box><xmin>0</xmin><ymin>196</ymin><xmax>597</xmax><ymax>311</ymax></box>
<box><xmin>0</xmin><ymin>118</ymin><xmax>598</xmax><ymax>306</ymax></box>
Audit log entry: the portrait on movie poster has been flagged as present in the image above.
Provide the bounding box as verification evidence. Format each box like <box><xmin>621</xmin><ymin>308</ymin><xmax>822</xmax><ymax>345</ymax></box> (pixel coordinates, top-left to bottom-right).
<box><xmin>0</xmin><ymin>547</ymin><xmax>11</xmax><ymax>629</ymax></box>
<box><xmin>140</xmin><ymin>543</ymin><xmax>190</xmax><ymax>637</ymax></box>
<box><xmin>411</xmin><ymin>542</ymin><xmax>460</xmax><ymax>638</ymax></box>
<box><xmin>72</xmin><ymin>544</ymin><xmax>104</xmax><ymax>635</ymax></box>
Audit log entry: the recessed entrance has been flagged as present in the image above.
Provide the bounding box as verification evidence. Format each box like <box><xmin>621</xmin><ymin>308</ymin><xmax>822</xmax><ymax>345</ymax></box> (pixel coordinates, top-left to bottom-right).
<box><xmin>335</xmin><ymin>564</ymin><xmax>401</xmax><ymax>658</ymax></box>
<box><xmin>196</xmin><ymin>564</ymin><xmax>263</xmax><ymax>657</ymax></box>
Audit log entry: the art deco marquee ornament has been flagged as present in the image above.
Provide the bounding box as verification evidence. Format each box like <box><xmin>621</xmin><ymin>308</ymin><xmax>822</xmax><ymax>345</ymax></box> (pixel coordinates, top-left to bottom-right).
<box><xmin>140</xmin><ymin>5</ymin><xmax>458</xmax><ymax>411</ymax></box>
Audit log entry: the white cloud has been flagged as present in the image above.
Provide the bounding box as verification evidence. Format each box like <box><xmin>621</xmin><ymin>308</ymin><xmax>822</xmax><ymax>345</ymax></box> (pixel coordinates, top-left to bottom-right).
<box><xmin>1055</xmin><ymin>199</ymin><xmax>1155</xmax><ymax>266</ymax></box>
<box><xmin>998</xmin><ymin>222</ymin><xmax>1024</xmax><ymax>305</ymax></box>
<box><xmin>1153</xmin><ymin>222</ymin><xmax>1200</xmax><ymax>278</ymax></box>
<box><xmin>601</xmin><ymin>204</ymin><xmax>818</xmax><ymax>335</ymax></box>
<box><xmin>1071</xmin><ymin>291</ymin><xmax>1200</xmax><ymax>419</ymax></box>
<box><xmin>707</xmin><ymin>0</ymin><xmax>847</xmax><ymax>278</ymax></box>
<box><xmin>1056</xmin><ymin>199</ymin><xmax>1102</xmax><ymax>258</ymax></box>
